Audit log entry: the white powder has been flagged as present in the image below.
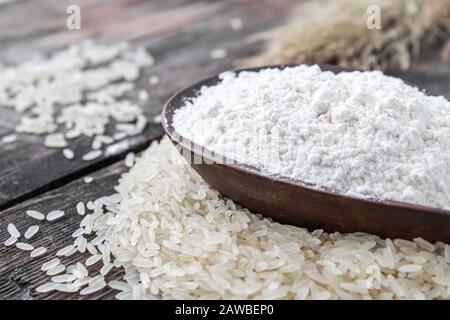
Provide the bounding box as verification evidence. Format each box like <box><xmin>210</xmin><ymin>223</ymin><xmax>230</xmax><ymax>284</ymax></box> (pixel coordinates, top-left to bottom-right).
<box><xmin>173</xmin><ymin>65</ymin><xmax>450</xmax><ymax>210</ymax></box>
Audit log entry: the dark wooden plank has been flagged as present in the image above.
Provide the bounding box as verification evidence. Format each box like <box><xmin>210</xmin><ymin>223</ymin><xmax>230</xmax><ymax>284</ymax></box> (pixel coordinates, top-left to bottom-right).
<box><xmin>385</xmin><ymin>48</ymin><xmax>450</xmax><ymax>99</ymax></box>
<box><xmin>0</xmin><ymin>160</ymin><xmax>127</xmax><ymax>300</ymax></box>
<box><xmin>0</xmin><ymin>0</ymin><xmax>294</xmax><ymax>209</ymax></box>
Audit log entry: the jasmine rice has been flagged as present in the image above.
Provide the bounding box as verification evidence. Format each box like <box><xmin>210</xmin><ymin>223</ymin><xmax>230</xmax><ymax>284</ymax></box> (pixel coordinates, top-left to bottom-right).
<box><xmin>27</xmin><ymin>137</ymin><xmax>450</xmax><ymax>300</ymax></box>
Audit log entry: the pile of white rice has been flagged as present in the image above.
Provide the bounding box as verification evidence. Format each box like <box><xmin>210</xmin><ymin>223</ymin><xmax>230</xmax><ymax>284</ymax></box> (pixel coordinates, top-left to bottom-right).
<box><xmin>0</xmin><ymin>41</ymin><xmax>156</xmax><ymax>160</ymax></box>
<box><xmin>22</xmin><ymin>137</ymin><xmax>450</xmax><ymax>300</ymax></box>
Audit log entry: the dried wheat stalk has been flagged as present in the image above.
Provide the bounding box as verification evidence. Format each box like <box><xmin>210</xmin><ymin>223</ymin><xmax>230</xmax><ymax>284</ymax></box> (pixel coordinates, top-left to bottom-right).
<box><xmin>240</xmin><ymin>0</ymin><xmax>450</xmax><ymax>70</ymax></box>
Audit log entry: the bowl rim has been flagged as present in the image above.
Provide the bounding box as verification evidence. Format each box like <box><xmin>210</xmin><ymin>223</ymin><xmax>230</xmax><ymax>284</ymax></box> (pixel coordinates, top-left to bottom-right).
<box><xmin>162</xmin><ymin>63</ymin><xmax>450</xmax><ymax>218</ymax></box>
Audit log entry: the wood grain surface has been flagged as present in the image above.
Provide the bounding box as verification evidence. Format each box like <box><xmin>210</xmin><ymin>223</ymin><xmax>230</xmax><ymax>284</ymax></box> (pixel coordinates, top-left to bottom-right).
<box><xmin>0</xmin><ymin>161</ymin><xmax>126</xmax><ymax>300</ymax></box>
<box><xmin>0</xmin><ymin>0</ymin><xmax>448</xmax><ymax>300</ymax></box>
<box><xmin>0</xmin><ymin>0</ymin><xmax>296</xmax><ymax>300</ymax></box>
<box><xmin>0</xmin><ymin>0</ymin><xmax>294</xmax><ymax>209</ymax></box>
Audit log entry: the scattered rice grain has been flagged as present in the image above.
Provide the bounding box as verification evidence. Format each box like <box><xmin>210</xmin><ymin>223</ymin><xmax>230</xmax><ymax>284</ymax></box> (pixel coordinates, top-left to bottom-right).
<box><xmin>31</xmin><ymin>247</ymin><xmax>47</xmax><ymax>257</ymax></box>
<box><xmin>76</xmin><ymin>201</ymin><xmax>85</xmax><ymax>215</ymax></box>
<box><xmin>230</xmin><ymin>17</ymin><xmax>243</xmax><ymax>31</ymax></box>
<box><xmin>84</xmin><ymin>177</ymin><xmax>94</xmax><ymax>184</ymax></box>
<box><xmin>4</xmin><ymin>236</ymin><xmax>17</xmax><ymax>246</ymax></box>
<box><xmin>56</xmin><ymin>245</ymin><xmax>75</xmax><ymax>257</ymax></box>
<box><xmin>2</xmin><ymin>134</ymin><xmax>17</xmax><ymax>144</ymax></box>
<box><xmin>149</xmin><ymin>75</ymin><xmax>159</xmax><ymax>86</ymax></box>
<box><xmin>16</xmin><ymin>242</ymin><xmax>34</xmax><ymax>251</ymax></box>
<box><xmin>82</xmin><ymin>150</ymin><xmax>102</xmax><ymax>161</ymax></box>
<box><xmin>24</xmin><ymin>225</ymin><xmax>39</xmax><ymax>239</ymax></box>
<box><xmin>26</xmin><ymin>210</ymin><xmax>45</xmax><ymax>221</ymax></box>
<box><xmin>210</xmin><ymin>48</ymin><xmax>227</xmax><ymax>60</ymax></box>
<box><xmin>62</xmin><ymin>148</ymin><xmax>75</xmax><ymax>160</ymax></box>
<box><xmin>7</xmin><ymin>223</ymin><xmax>20</xmax><ymax>238</ymax></box>
<box><xmin>125</xmin><ymin>152</ymin><xmax>135</xmax><ymax>168</ymax></box>
<box><xmin>80</xmin><ymin>283</ymin><xmax>106</xmax><ymax>295</ymax></box>
<box><xmin>41</xmin><ymin>258</ymin><xmax>61</xmax><ymax>271</ymax></box>
<box><xmin>46</xmin><ymin>264</ymin><xmax>66</xmax><ymax>276</ymax></box>
<box><xmin>46</xmin><ymin>210</ymin><xmax>64</xmax><ymax>221</ymax></box>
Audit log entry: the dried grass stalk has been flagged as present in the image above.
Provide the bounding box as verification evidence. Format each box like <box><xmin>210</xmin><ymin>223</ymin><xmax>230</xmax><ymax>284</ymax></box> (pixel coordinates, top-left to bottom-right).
<box><xmin>240</xmin><ymin>0</ymin><xmax>450</xmax><ymax>70</ymax></box>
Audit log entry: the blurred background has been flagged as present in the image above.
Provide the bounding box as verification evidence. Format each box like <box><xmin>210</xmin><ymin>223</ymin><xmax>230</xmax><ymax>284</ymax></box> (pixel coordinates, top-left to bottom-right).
<box><xmin>0</xmin><ymin>0</ymin><xmax>448</xmax><ymax>91</ymax></box>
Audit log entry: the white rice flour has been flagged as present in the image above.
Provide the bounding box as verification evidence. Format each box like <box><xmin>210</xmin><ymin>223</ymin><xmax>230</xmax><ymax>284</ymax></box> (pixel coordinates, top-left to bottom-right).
<box><xmin>173</xmin><ymin>65</ymin><xmax>450</xmax><ymax>210</ymax></box>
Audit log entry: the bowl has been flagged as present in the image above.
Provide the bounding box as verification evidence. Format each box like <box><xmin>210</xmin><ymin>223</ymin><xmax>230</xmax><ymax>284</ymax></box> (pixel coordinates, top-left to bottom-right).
<box><xmin>162</xmin><ymin>64</ymin><xmax>450</xmax><ymax>242</ymax></box>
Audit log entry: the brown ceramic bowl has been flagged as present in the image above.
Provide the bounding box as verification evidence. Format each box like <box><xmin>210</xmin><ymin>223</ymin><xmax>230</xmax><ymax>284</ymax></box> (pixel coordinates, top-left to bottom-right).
<box><xmin>162</xmin><ymin>64</ymin><xmax>450</xmax><ymax>242</ymax></box>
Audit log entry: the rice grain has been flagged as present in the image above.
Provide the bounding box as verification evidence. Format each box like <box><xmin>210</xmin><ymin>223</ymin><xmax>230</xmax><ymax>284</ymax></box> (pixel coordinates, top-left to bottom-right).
<box><xmin>46</xmin><ymin>210</ymin><xmax>64</xmax><ymax>221</ymax></box>
<box><xmin>62</xmin><ymin>148</ymin><xmax>75</xmax><ymax>160</ymax></box>
<box><xmin>76</xmin><ymin>202</ymin><xmax>85</xmax><ymax>215</ymax></box>
<box><xmin>46</xmin><ymin>264</ymin><xmax>66</xmax><ymax>276</ymax></box>
<box><xmin>2</xmin><ymin>134</ymin><xmax>17</xmax><ymax>144</ymax></box>
<box><xmin>16</xmin><ymin>242</ymin><xmax>34</xmax><ymax>251</ymax></box>
<box><xmin>24</xmin><ymin>225</ymin><xmax>39</xmax><ymax>239</ymax></box>
<box><xmin>31</xmin><ymin>247</ymin><xmax>47</xmax><ymax>257</ymax></box>
<box><xmin>56</xmin><ymin>245</ymin><xmax>75</xmax><ymax>257</ymax></box>
<box><xmin>82</xmin><ymin>150</ymin><xmax>102</xmax><ymax>161</ymax></box>
<box><xmin>7</xmin><ymin>223</ymin><xmax>20</xmax><ymax>238</ymax></box>
<box><xmin>26</xmin><ymin>210</ymin><xmax>45</xmax><ymax>221</ymax></box>
<box><xmin>4</xmin><ymin>236</ymin><xmax>17</xmax><ymax>246</ymax></box>
<box><xmin>84</xmin><ymin>177</ymin><xmax>94</xmax><ymax>184</ymax></box>
<box><xmin>41</xmin><ymin>258</ymin><xmax>61</xmax><ymax>271</ymax></box>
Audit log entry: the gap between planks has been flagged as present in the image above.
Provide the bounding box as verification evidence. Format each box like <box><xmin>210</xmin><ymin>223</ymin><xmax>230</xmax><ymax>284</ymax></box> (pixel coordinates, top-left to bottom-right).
<box><xmin>0</xmin><ymin>129</ymin><xmax>164</xmax><ymax>212</ymax></box>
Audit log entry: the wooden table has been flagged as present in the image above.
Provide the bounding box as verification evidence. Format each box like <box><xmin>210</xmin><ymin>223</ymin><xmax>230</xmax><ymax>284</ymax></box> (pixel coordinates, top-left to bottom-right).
<box><xmin>0</xmin><ymin>0</ymin><xmax>448</xmax><ymax>300</ymax></box>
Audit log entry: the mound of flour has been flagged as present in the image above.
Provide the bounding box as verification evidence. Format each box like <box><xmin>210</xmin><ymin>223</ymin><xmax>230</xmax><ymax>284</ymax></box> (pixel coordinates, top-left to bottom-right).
<box><xmin>173</xmin><ymin>65</ymin><xmax>450</xmax><ymax>210</ymax></box>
